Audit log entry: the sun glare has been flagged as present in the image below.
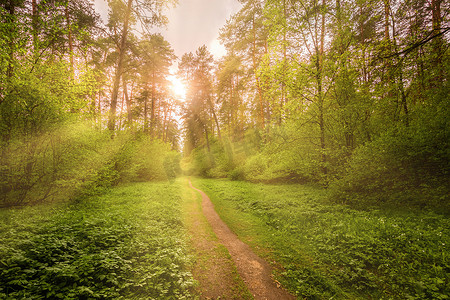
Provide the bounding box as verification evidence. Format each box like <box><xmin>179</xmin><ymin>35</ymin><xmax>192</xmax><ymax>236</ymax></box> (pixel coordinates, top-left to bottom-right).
<box><xmin>168</xmin><ymin>75</ymin><xmax>186</xmax><ymax>100</ymax></box>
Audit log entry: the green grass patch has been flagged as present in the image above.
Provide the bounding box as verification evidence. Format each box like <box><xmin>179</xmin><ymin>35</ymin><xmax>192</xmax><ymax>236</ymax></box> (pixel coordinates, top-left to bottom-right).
<box><xmin>0</xmin><ymin>180</ymin><xmax>195</xmax><ymax>299</ymax></box>
<box><xmin>194</xmin><ymin>178</ymin><xmax>450</xmax><ymax>299</ymax></box>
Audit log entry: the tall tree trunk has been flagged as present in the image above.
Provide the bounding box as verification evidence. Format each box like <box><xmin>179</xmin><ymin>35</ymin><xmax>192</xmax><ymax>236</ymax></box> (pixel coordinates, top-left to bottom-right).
<box><xmin>162</xmin><ymin>102</ymin><xmax>170</xmax><ymax>142</ymax></box>
<box><xmin>123</xmin><ymin>78</ymin><xmax>132</xmax><ymax>126</ymax></box>
<box><xmin>318</xmin><ymin>0</ymin><xmax>327</xmax><ymax>175</ymax></box>
<box><xmin>204</xmin><ymin>125</ymin><xmax>211</xmax><ymax>153</ymax></box>
<box><xmin>208</xmin><ymin>95</ymin><xmax>222</xmax><ymax>140</ymax></box>
<box><xmin>65</xmin><ymin>0</ymin><xmax>74</xmax><ymax>74</ymax></box>
<box><xmin>144</xmin><ymin>91</ymin><xmax>149</xmax><ymax>133</ymax></box>
<box><xmin>151</xmin><ymin>70</ymin><xmax>156</xmax><ymax>137</ymax></box>
<box><xmin>280</xmin><ymin>0</ymin><xmax>287</xmax><ymax>125</ymax></box>
<box><xmin>431</xmin><ymin>0</ymin><xmax>442</xmax><ymax>80</ymax></box>
<box><xmin>252</xmin><ymin>14</ymin><xmax>265</xmax><ymax>129</ymax></box>
<box><xmin>392</xmin><ymin>20</ymin><xmax>409</xmax><ymax>126</ymax></box>
<box><xmin>384</xmin><ymin>0</ymin><xmax>390</xmax><ymax>40</ymax></box>
<box><xmin>118</xmin><ymin>89</ymin><xmax>125</xmax><ymax>129</ymax></box>
<box><xmin>317</xmin><ymin>59</ymin><xmax>327</xmax><ymax>175</ymax></box>
<box><xmin>229</xmin><ymin>76</ymin><xmax>233</xmax><ymax>133</ymax></box>
<box><xmin>5</xmin><ymin>0</ymin><xmax>15</xmax><ymax>78</ymax></box>
<box><xmin>108</xmin><ymin>0</ymin><xmax>133</xmax><ymax>134</ymax></box>
<box><xmin>32</xmin><ymin>0</ymin><xmax>38</xmax><ymax>55</ymax></box>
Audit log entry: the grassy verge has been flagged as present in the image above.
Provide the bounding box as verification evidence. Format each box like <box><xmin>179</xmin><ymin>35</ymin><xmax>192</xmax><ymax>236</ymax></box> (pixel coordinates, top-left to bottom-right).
<box><xmin>194</xmin><ymin>178</ymin><xmax>449</xmax><ymax>300</ymax></box>
<box><xmin>0</xmin><ymin>180</ymin><xmax>195</xmax><ymax>299</ymax></box>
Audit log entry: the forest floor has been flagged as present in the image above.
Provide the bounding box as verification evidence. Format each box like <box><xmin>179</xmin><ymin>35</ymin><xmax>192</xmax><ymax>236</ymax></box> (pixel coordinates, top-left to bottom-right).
<box><xmin>186</xmin><ymin>179</ymin><xmax>295</xmax><ymax>300</ymax></box>
<box><xmin>1</xmin><ymin>178</ymin><xmax>448</xmax><ymax>299</ymax></box>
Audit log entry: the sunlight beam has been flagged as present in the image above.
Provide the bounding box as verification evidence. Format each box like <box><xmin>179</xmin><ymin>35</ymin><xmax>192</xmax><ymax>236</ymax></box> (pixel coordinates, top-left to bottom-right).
<box><xmin>168</xmin><ymin>75</ymin><xmax>187</xmax><ymax>101</ymax></box>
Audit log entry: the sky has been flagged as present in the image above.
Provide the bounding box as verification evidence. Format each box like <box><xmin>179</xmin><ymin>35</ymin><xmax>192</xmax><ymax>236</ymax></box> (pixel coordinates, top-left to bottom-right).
<box><xmin>93</xmin><ymin>0</ymin><xmax>242</xmax><ymax>60</ymax></box>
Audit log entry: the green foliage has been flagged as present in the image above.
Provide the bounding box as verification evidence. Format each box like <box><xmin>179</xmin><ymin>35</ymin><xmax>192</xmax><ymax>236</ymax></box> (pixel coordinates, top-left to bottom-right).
<box><xmin>191</xmin><ymin>147</ymin><xmax>214</xmax><ymax>177</ymax></box>
<box><xmin>114</xmin><ymin>135</ymin><xmax>176</xmax><ymax>183</ymax></box>
<box><xmin>0</xmin><ymin>122</ymin><xmax>181</xmax><ymax>207</ymax></box>
<box><xmin>0</xmin><ymin>122</ymin><xmax>115</xmax><ymax>206</ymax></box>
<box><xmin>0</xmin><ymin>181</ymin><xmax>195</xmax><ymax>299</ymax></box>
<box><xmin>163</xmin><ymin>151</ymin><xmax>182</xmax><ymax>181</ymax></box>
<box><xmin>195</xmin><ymin>178</ymin><xmax>450</xmax><ymax>299</ymax></box>
<box><xmin>189</xmin><ymin>125</ymin><xmax>323</xmax><ymax>183</ymax></box>
<box><xmin>0</xmin><ymin>0</ymin><xmax>183</xmax><ymax>206</ymax></box>
<box><xmin>242</xmin><ymin>128</ymin><xmax>322</xmax><ymax>183</ymax></box>
<box><xmin>331</xmin><ymin>91</ymin><xmax>449</xmax><ymax>209</ymax></box>
<box><xmin>0</xmin><ymin>62</ymin><xmax>91</xmax><ymax>139</ymax></box>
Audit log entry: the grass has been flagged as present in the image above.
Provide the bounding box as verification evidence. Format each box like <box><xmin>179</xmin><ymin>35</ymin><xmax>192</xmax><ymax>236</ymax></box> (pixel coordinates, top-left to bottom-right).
<box><xmin>2</xmin><ymin>177</ymin><xmax>448</xmax><ymax>299</ymax></box>
<box><xmin>194</xmin><ymin>178</ymin><xmax>450</xmax><ymax>300</ymax></box>
<box><xmin>0</xmin><ymin>180</ymin><xmax>195</xmax><ymax>299</ymax></box>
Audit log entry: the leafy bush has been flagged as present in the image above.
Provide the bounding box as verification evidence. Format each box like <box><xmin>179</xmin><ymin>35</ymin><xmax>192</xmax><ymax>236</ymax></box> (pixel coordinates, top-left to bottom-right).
<box><xmin>0</xmin><ymin>59</ymin><xmax>108</xmax><ymax>207</ymax></box>
<box><xmin>330</xmin><ymin>100</ymin><xmax>449</xmax><ymax>209</ymax></box>
<box><xmin>183</xmin><ymin>133</ymin><xmax>260</xmax><ymax>179</ymax></box>
<box><xmin>0</xmin><ymin>124</ymin><xmax>182</xmax><ymax>207</ymax></box>
<box><xmin>163</xmin><ymin>151</ymin><xmax>182</xmax><ymax>181</ymax></box>
<box><xmin>228</xmin><ymin>167</ymin><xmax>245</xmax><ymax>181</ymax></box>
<box><xmin>0</xmin><ymin>122</ymin><xmax>118</xmax><ymax>206</ymax></box>
<box><xmin>0</xmin><ymin>62</ymin><xmax>85</xmax><ymax>139</ymax></box>
<box><xmin>187</xmin><ymin>147</ymin><xmax>214</xmax><ymax>177</ymax></box>
<box><xmin>114</xmin><ymin>135</ymin><xmax>180</xmax><ymax>183</ymax></box>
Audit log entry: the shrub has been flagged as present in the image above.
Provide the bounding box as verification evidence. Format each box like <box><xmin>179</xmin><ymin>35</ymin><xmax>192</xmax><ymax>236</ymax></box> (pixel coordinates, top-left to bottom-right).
<box><xmin>114</xmin><ymin>134</ymin><xmax>180</xmax><ymax>183</ymax></box>
<box><xmin>0</xmin><ymin>122</ymin><xmax>117</xmax><ymax>206</ymax></box>
<box><xmin>330</xmin><ymin>106</ymin><xmax>449</xmax><ymax>209</ymax></box>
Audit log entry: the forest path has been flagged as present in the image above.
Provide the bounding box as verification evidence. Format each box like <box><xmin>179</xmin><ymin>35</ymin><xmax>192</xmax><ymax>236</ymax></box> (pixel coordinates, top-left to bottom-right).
<box><xmin>188</xmin><ymin>179</ymin><xmax>296</xmax><ymax>300</ymax></box>
<box><xmin>183</xmin><ymin>179</ymin><xmax>252</xmax><ymax>299</ymax></box>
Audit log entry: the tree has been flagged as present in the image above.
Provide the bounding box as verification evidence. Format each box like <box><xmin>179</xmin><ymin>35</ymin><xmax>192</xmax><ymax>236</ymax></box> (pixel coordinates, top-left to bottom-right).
<box><xmin>216</xmin><ymin>53</ymin><xmax>246</xmax><ymax>139</ymax></box>
<box><xmin>220</xmin><ymin>0</ymin><xmax>268</xmax><ymax>129</ymax></box>
<box><xmin>180</xmin><ymin>46</ymin><xmax>220</xmax><ymax>154</ymax></box>
<box><xmin>136</xmin><ymin>33</ymin><xmax>175</xmax><ymax>136</ymax></box>
<box><xmin>107</xmin><ymin>0</ymin><xmax>176</xmax><ymax>133</ymax></box>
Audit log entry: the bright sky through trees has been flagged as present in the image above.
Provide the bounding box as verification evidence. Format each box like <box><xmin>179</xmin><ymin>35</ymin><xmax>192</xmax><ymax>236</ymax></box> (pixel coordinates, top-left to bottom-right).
<box><xmin>168</xmin><ymin>74</ymin><xmax>187</xmax><ymax>100</ymax></box>
<box><xmin>93</xmin><ymin>0</ymin><xmax>241</xmax><ymax>59</ymax></box>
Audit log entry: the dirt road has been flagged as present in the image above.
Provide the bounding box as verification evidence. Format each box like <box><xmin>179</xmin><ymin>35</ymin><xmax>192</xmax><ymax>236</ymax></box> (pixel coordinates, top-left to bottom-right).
<box><xmin>188</xmin><ymin>179</ymin><xmax>295</xmax><ymax>300</ymax></box>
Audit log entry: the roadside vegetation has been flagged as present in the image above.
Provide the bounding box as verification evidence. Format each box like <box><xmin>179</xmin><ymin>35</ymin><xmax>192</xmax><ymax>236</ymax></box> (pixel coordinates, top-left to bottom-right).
<box><xmin>0</xmin><ymin>181</ymin><xmax>195</xmax><ymax>299</ymax></box>
<box><xmin>195</xmin><ymin>178</ymin><xmax>450</xmax><ymax>300</ymax></box>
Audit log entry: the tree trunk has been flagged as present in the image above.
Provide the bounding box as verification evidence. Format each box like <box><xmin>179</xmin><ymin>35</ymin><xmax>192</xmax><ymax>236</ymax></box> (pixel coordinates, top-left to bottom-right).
<box><xmin>384</xmin><ymin>0</ymin><xmax>390</xmax><ymax>40</ymax></box>
<box><xmin>252</xmin><ymin>14</ymin><xmax>265</xmax><ymax>129</ymax></box>
<box><xmin>123</xmin><ymin>78</ymin><xmax>132</xmax><ymax>126</ymax></box>
<box><xmin>162</xmin><ymin>102</ymin><xmax>171</xmax><ymax>142</ymax></box>
<box><xmin>108</xmin><ymin>0</ymin><xmax>133</xmax><ymax>134</ymax></box>
<box><xmin>280</xmin><ymin>0</ymin><xmax>287</xmax><ymax>124</ymax></box>
<box><xmin>32</xmin><ymin>0</ymin><xmax>38</xmax><ymax>55</ymax></box>
<box><xmin>431</xmin><ymin>0</ymin><xmax>442</xmax><ymax>80</ymax></box>
<box><xmin>151</xmin><ymin>70</ymin><xmax>156</xmax><ymax>137</ymax></box>
<box><xmin>144</xmin><ymin>91</ymin><xmax>149</xmax><ymax>133</ymax></box>
<box><xmin>5</xmin><ymin>0</ymin><xmax>15</xmax><ymax>78</ymax></box>
<box><xmin>65</xmin><ymin>0</ymin><xmax>74</xmax><ymax>74</ymax></box>
<box><xmin>318</xmin><ymin>0</ymin><xmax>327</xmax><ymax>175</ymax></box>
<box><xmin>317</xmin><ymin>57</ymin><xmax>327</xmax><ymax>175</ymax></box>
<box><xmin>204</xmin><ymin>125</ymin><xmax>211</xmax><ymax>153</ymax></box>
<box><xmin>208</xmin><ymin>95</ymin><xmax>222</xmax><ymax>140</ymax></box>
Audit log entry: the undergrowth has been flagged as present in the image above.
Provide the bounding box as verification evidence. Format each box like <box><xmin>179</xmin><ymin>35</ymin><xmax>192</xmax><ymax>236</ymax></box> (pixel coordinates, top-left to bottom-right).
<box><xmin>195</xmin><ymin>178</ymin><xmax>450</xmax><ymax>300</ymax></box>
<box><xmin>0</xmin><ymin>181</ymin><xmax>195</xmax><ymax>299</ymax></box>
